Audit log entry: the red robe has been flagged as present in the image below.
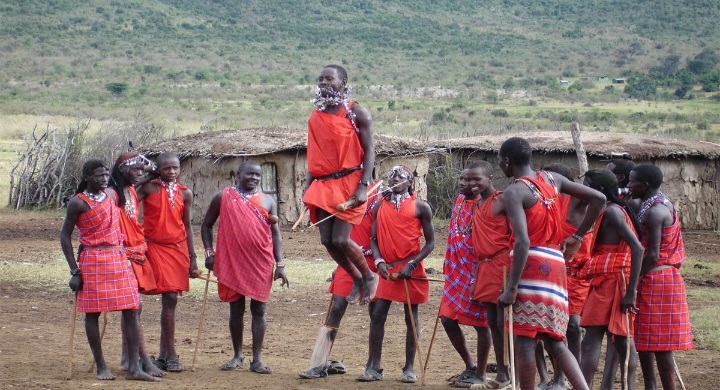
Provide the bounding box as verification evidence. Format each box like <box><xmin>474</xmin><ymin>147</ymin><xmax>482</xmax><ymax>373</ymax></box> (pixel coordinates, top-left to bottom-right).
<box><xmin>142</xmin><ymin>180</ymin><xmax>190</xmax><ymax>294</ymax></box>
<box><xmin>374</xmin><ymin>195</ymin><xmax>429</xmax><ymax>304</ymax></box>
<box><xmin>579</xmin><ymin>205</ymin><xmax>636</xmax><ymax>337</ymax></box>
<box><xmin>302</xmin><ymin>103</ymin><xmax>366</xmax><ymax>225</ymax></box>
<box><xmin>440</xmin><ymin>195</ymin><xmax>488</xmax><ymax>328</ymax></box>
<box><xmin>557</xmin><ymin>194</ymin><xmax>592</xmax><ymax>316</ymax></box>
<box><xmin>635</xmin><ymin>198</ymin><xmax>693</xmax><ymax>351</ymax></box>
<box><xmin>512</xmin><ymin>173</ymin><xmax>567</xmax><ymax>340</ymax></box>
<box><xmin>214</xmin><ymin>188</ymin><xmax>276</xmax><ymax>303</ymax></box>
<box><xmin>112</xmin><ymin>186</ymin><xmax>157</xmax><ymax>294</ymax></box>
<box><xmin>471</xmin><ymin>191</ymin><xmax>512</xmax><ymax>304</ymax></box>
<box><xmin>75</xmin><ymin>192</ymin><xmax>139</xmax><ymax>313</ymax></box>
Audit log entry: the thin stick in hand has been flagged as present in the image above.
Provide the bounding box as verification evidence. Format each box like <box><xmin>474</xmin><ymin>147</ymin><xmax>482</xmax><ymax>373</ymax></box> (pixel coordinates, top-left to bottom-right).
<box><xmin>291</xmin><ymin>207</ymin><xmax>308</xmax><ymax>231</ymax></box>
<box><xmin>403</xmin><ymin>279</ymin><xmax>425</xmax><ymax>386</ymax></box>
<box><xmin>502</xmin><ymin>266</ymin><xmax>509</xmax><ymax>367</ymax></box>
<box><xmin>423</xmin><ymin>304</ymin><xmax>442</xmax><ymax>374</ymax></box>
<box><xmin>191</xmin><ymin>270</ymin><xmax>213</xmax><ymax>371</ymax></box>
<box><xmin>66</xmin><ymin>294</ymin><xmax>78</xmax><ymax>380</ymax></box>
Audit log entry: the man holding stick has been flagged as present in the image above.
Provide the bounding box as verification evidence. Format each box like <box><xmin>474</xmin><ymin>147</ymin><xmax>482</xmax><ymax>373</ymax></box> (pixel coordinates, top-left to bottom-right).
<box><xmin>357</xmin><ymin>166</ymin><xmax>435</xmax><ymax>383</ymax></box>
<box><xmin>60</xmin><ymin>159</ymin><xmax>158</xmax><ymax>382</ymax></box>
<box><xmin>627</xmin><ymin>164</ymin><xmax>693</xmax><ymax>390</ymax></box>
<box><xmin>302</xmin><ymin>64</ymin><xmax>377</xmax><ymax>304</ymax></box>
<box><xmin>202</xmin><ymin>161</ymin><xmax>288</xmax><ymax>374</ymax></box>
<box><xmin>497</xmin><ymin>137</ymin><xmax>604</xmax><ymax>390</ymax></box>
<box><xmin>439</xmin><ymin>162</ymin><xmax>493</xmax><ymax>388</ymax></box>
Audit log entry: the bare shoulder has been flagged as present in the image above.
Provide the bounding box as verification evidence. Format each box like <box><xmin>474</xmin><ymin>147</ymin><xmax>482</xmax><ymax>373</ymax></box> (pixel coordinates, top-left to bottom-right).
<box><xmin>350</xmin><ymin>102</ymin><xmax>372</xmax><ymax>124</ymax></box>
<box><xmin>415</xmin><ymin>198</ymin><xmax>432</xmax><ymax>216</ymax></box>
<box><xmin>260</xmin><ymin>192</ymin><xmax>276</xmax><ymax>213</ymax></box>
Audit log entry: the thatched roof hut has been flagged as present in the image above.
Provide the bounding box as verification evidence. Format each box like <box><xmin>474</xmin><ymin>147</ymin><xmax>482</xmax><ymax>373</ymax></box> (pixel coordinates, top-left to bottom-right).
<box><xmin>428</xmin><ymin>131</ymin><xmax>720</xmax><ymax>230</ymax></box>
<box><xmin>143</xmin><ymin>128</ymin><xmax>430</xmax><ymax>225</ymax></box>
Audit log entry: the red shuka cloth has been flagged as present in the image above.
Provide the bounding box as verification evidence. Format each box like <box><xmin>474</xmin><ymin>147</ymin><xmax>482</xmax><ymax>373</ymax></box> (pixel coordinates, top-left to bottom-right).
<box><xmin>214</xmin><ymin>188</ymin><xmax>275</xmax><ymax>303</ymax></box>
<box><xmin>112</xmin><ymin>187</ymin><xmax>157</xmax><ymax>294</ymax></box>
<box><xmin>512</xmin><ymin>174</ymin><xmax>568</xmax><ymax>340</ymax></box>
<box><xmin>75</xmin><ymin>192</ymin><xmax>139</xmax><ymax>313</ymax></box>
<box><xmin>471</xmin><ymin>191</ymin><xmax>512</xmax><ymax>303</ymax></box>
<box><xmin>374</xmin><ymin>195</ymin><xmax>429</xmax><ymax>304</ymax></box>
<box><xmin>557</xmin><ymin>194</ymin><xmax>592</xmax><ymax>316</ymax></box>
<box><xmin>329</xmin><ymin>198</ymin><xmax>378</xmax><ymax>296</ymax></box>
<box><xmin>635</xmin><ymin>202</ymin><xmax>693</xmax><ymax>351</ymax></box>
<box><xmin>142</xmin><ymin>180</ymin><xmax>190</xmax><ymax>295</ymax></box>
<box><xmin>440</xmin><ymin>195</ymin><xmax>488</xmax><ymax>327</ymax></box>
<box><xmin>302</xmin><ymin>104</ymin><xmax>366</xmax><ymax>225</ymax></box>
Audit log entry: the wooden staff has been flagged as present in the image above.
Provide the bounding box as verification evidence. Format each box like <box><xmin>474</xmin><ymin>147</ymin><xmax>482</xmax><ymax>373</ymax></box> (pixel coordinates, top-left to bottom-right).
<box><xmin>621</xmin><ymin>270</ymin><xmax>631</xmax><ymax>390</ymax></box>
<box><xmin>403</xmin><ymin>279</ymin><xmax>425</xmax><ymax>386</ymax></box>
<box><xmin>291</xmin><ymin>207</ymin><xmax>308</xmax><ymax>231</ymax></box>
<box><xmin>389</xmin><ymin>273</ymin><xmax>444</xmax><ymax>283</ymax></box>
<box><xmin>308</xmin><ymin>181</ymin><xmax>391</xmax><ymax>228</ymax></box>
<box><xmin>191</xmin><ymin>270</ymin><xmax>213</xmax><ymax>371</ymax></box>
<box><xmin>505</xmin><ymin>266</ymin><xmax>517</xmax><ymax>390</ymax></box>
<box><xmin>423</xmin><ymin>304</ymin><xmax>442</xmax><ymax>375</ymax></box>
<box><xmin>672</xmin><ymin>354</ymin><xmax>688</xmax><ymax>390</ymax></box>
<box><xmin>66</xmin><ymin>294</ymin><xmax>78</xmax><ymax>380</ymax></box>
<box><xmin>570</xmin><ymin>122</ymin><xmax>589</xmax><ymax>175</ymax></box>
<box><xmin>195</xmin><ymin>274</ymin><xmax>217</xmax><ymax>284</ymax></box>
<box><xmin>87</xmin><ymin>312</ymin><xmax>108</xmax><ymax>372</ymax></box>
<box><xmin>503</xmin><ymin>267</ymin><xmax>509</xmax><ymax>367</ymax></box>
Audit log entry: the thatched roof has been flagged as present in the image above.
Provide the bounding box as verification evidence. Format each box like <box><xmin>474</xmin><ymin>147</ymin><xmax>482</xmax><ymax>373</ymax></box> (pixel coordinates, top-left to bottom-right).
<box><xmin>142</xmin><ymin>128</ymin><xmax>427</xmax><ymax>160</ymax></box>
<box><xmin>428</xmin><ymin>131</ymin><xmax>720</xmax><ymax>159</ymax></box>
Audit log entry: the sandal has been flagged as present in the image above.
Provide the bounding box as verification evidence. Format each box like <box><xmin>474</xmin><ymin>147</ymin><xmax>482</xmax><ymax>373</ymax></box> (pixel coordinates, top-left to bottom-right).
<box><xmin>356</xmin><ymin>367</ymin><xmax>383</xmax><ymax>382</ymax></box>
<box><xmin>299</xmin><ymin>365</ymin><xmax>328</xmax><ymax>379</ymax></box>
<box><xmin>448</xmin><ymin>367</ymin><xmax>477</xmax><ymax>384</ymax></box>
<box><xmin>327</xmin><ymin>360</ymin><xmax>346</xmax><ymax>375</ymax></box>
<box><xmin>400</xmin><ymin>369</ymin><xmax>417</xmax><ymax>383</ymax></box>
<box><xmin>149</xmin><ymin>356</ymin><xmax>166</xmax><ymax>371</ymax></box>
<box><xmin>164</xmin><ymin>356</ymin><xmax>184</xmax><ymax>372</ymax></box>
<box><xmin>469</xmin><ymin>378</ymin><xmax>511</xmax><ymax>389</ymax></box>
<box><xmin>249</xmin><ymin>360</ymin><xmax>272</xmax><ymax>374</ymax></box>
<box><xmin>220</xmin><ymin>357</ymin><xmax>244</xmax><ymax>371</ymax></box>
<box><xmin>453</xmin><ymin>377</ymin><xmax>488</xmax><ymax>388</ymax></box>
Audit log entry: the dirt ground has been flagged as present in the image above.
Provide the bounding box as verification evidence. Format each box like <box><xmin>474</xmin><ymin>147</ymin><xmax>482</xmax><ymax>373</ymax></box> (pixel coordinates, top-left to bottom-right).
<box><xmin>0</xmin><ymin>211</ymin><xmax>717</xmax><ymax>390</ymax></box>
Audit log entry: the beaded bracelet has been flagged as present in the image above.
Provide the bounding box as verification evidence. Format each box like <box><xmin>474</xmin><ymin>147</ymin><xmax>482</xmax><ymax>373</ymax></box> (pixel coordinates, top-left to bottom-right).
<box><xmin>571</xmin><ymin>233</ymin><xmax>584</xmax><ymax>242</ymax></box>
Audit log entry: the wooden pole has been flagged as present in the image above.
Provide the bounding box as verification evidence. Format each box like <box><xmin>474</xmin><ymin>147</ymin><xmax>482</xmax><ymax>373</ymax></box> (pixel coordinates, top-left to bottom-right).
<box><xmin>66</xmin><ymin>295</ymin><xmax>78</xmax><ymax>380</ymax></box>
<box><xmin>503</xmin><ymin>267</ymin><xmax>509</xmax><ymax>367</ymax></box>
<box><xmin>191</xmin><ymin>270</ymin><xmax>213</xmax><ymax>371</ymax></box>
<box><xmin>404</xmin><ymin>279</ymin><xmax>425</xmax><ymax>386</ymax></box>
<box><xmin>570</xmin><ymin>122</ymin><xmax>589</xmax><ymax>176</ymax></box>
<box><xmin>291</xmin><ymin>207</ymin><xmax>308</xmax><ymax>231</ymax></box>
<box><xmin>621</xmin><ymin>270</ymin><xmax>631</xmax><ymax>390</ymax></box>
<box><xmin>423</xmin><ymin>304</ymin><xmax>442</xmax><ymax>374</ymax></box>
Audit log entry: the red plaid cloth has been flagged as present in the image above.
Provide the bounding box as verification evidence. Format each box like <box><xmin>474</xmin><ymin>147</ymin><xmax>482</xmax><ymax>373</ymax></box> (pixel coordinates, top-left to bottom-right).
<box><xmin>440</xmin><ymin>195</ymin><xmax>487</xmax><ymax>327</ymax></box>
<box><xmin>75</xmin><ymin>192</ymin><xmax>139</xmax><ymax>313</ymax></box>
<box><xmin>214</xmin><ymin>188</ymin><xmax>275</xmax><ymax>303</ymax></box>
<box><xmin>374</xmin><ymin>195</ymin><xmax>429</xmax><ymax>304</ymax></box>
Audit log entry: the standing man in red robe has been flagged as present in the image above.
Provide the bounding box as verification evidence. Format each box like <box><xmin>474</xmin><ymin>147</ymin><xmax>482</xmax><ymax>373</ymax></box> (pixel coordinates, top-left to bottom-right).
<box><xmin>497</xmin><ymin>137</ymin><xmax>604</xmax><ymax>390</ymax></box>
<box><xmin>357</xmin><ymin>166</ymin><xmax>435</xmax><ymax>384</ymax></box>
<box><xmin>60</xmin><ymin>159</ymin><xmax>158</xmax><ymax>382</ymax></box>
<box><xmin>138</xmin><ymin>152</ymin><xmax>199</xmax><ymax>372</ymax></box>
<box><xmin>440</xmin><ymin>162</ymin><xmax>492</xmax><ymax>388</ymax></box>
<box><xmin>302</xmin><ymin>64</ymin><xmax>377</xmax><ymax>304</ymax></box>
<box><xmin>202</xmin><ymin>160</ymin><xmax>288</xmax><ymax>374</ymax></box>
<box><xmin>628</xmin><ymin>164</ymin><xmax>693</xmax><ymax>390</ymax></box>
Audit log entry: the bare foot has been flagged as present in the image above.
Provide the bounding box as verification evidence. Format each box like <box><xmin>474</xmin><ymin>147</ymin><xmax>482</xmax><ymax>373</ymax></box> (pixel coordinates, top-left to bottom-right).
<box><xmin>126</xmin><ymin>369</ymin><xmax>162</xmax><ymax>382</ymax></box>
<box><xmin>119</xmin><ymin>355</ymin><xmax>128</xmax><ymax>372</ymax></box>
<box><xmin>346</xmin><ymin>278</ymin><xmax>363</xmax><ymax>304</ymax></box>
<box><xmin>142</xmin><ymin>359</ymin><xmax>167</xmax><ymax>377</ymax></box>
<box><xmin>359</xmin><ymin>273</ymin><xmax>378</xmax><ymax>305</ymax></box>
<box><xmin>96</xmin><ymin>366</ymin><xmax>116</xmax><ymax>380</ymax></box>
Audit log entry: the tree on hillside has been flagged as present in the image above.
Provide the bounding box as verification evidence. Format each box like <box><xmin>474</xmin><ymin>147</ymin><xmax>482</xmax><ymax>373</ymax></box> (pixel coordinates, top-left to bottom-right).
<box><xmin>687</xmin><ymin>49</ymin><xmax>719</xmax><ymax>75</ymax></box>
<box><xmin>624</xmin><ymin>74</ymin><xmax>657</xmax><ymax>99</ymax></box>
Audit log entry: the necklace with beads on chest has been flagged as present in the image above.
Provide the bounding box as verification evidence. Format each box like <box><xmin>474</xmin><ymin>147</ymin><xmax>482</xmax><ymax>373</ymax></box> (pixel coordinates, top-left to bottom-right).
<box><xmin>123</xmin><ymin>187</ymin><xmax>136</xmax><ymax>219</ymax></box>
<box><xmin>452</xmin><ymin>197</ymin><xmax>479</xmax><ymax>236</ymax></box>
<box><xmin>159</xmin><ymin>180</ymin><xmax>178</xmax><ymax>209</ymax></box>
<box><xmin>83</xmin><ymin>190</ymin><xmax>106</xmax><ymax>202</ymax></box>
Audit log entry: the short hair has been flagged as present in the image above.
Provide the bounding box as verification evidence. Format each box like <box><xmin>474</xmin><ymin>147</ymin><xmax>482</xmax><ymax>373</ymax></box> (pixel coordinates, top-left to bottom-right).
<box><xmin>466</xmin><ymin>160</ymin><xmax>493</xmax><ymax>176</ymax></box>
<box><xmin>237</xmin><ymin>160</ymin><xmax>261</xmax><ymax>174</ymax></box>
<box><xmin>584</xmin><ymin>169</ymin><xmax>619</xmax><ymax>201</ymax></box>
<box><xmin>631</xmin><ymin>164</ymin><xmax>663</xmax><ymax>190</ymax></box>
<box><xmin>499</xmin><ymin>137</ymin><xmax>532</xmax><ymax>166</ymax></box>
<box><xmin>542</xmin><ymin>163</ymin><xmax>574</xmax><ymax>182</ymax></box>
<box><xmin>76</xmin><ymin>159</ymin><xmax>108</xmax><ymax>194</ymax></box>
<box><xmin>323</xmin><ymin>64</ymin><xmax>348</xmax><ymax>82</ymax></box>
<box><xmin>609</xmin><ymin>158</ymin><xmax>636</xmax><ymax>185</ymax></box>
<box><xmin>156</xmin><ymin>152</ymin><xmax>179</xmax><ymax>165</ymax></box>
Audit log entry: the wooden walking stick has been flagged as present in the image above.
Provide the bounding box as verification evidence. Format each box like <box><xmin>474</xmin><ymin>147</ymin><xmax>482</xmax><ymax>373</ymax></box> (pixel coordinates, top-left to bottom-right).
<box><xmin>423</xmin><ymin>304</ymin><xmax>442</xmax><ymax>374</ymax></box>
<box><xmin>87</xmin><ymin>312</ymin><xmax>108</xmax><ymax>372</ymax></box>
<box><xmin>309</xmin><ymin>181</ymin><xmax>387</xmax><ymax>228</ymax></box>
<box><xmin>404</xmin><ymin>279</ymin><xmax>425</xmax><ymax>386</ymax></box>
<box><xmin>66</xmin><ymin>294</ymin><xmax>78</xmax><ymax>380</ymax></box>
<box><xmin>191</xmin><ymin>269</ymin><xmax>213</xmax><ymax>372</ymax></box>
<box><xmin>291</xmin><ymin>207</ymin><xmax>308</xmax><ymax>231</ymax></box>
<box><xmin>621</xmin><ymin>270</ymin><xmax>631</xmax><ymax>390</ymax></box>
<box><xmin>672</xmin><ymin>354</ymin><xmax>688</xmax><ymax>390</ymax></box>
<box><xmin>502</xmin><ymin>267</ymin><xmax>509</xmax><ymax>367</ymax></box>
<box><xmin>504</xmin><ymin>266</ymin><xmax>517</xmax><ymax>390</ymax></box>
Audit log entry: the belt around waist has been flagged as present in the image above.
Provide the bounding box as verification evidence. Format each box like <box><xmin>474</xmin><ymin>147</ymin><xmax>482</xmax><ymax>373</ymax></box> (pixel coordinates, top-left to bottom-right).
<box><xmin>313</xmin><ymin>165</ymin><xmax>362</xmax><ymax>181</ymax></box>
<box><xmin>79</xmin><ymin>245</ymin><xmax>125</xmax><ymax>252</ymax></box>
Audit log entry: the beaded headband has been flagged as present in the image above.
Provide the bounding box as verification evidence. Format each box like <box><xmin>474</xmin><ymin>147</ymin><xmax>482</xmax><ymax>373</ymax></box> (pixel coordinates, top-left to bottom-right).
<box><xmin>386</xmin><ymin>165</ymin><xmax>414</xmax><ymax>183</ymax></box>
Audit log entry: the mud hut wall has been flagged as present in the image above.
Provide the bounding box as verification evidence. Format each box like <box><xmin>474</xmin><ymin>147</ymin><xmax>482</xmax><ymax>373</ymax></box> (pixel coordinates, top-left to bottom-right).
<box><xmin>433</xmin><ymin>150</ymin><xmax>719</xmax><ymax>230</ymax></box>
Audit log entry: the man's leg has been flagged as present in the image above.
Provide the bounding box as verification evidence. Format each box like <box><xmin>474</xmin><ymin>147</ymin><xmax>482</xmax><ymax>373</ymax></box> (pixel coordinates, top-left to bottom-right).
<box><xmin>536</xmin><ymin>340</ymin><xmax>551</xmax><ymax>386</ymax></box>
<box><xmin>121</xmin><ymin>303</ymin><xmax>165</xmax><ymax>376</ymax></box>
<box><xmin>485</xmin><ymin>303</ymin><xmax>510</xmax><ymax>383</ymax></box>
<box><xmin>225</xmin><ymin>297</ymin><xmax>246</xmax><ymax>368</ymax></box>
<box><xmin>655</xmin><ymin>351</ymin><xmax>677</xmax><ymax>390</ymax></box>
<box><xmin>474</xmin><ymin>326</ymin><xmax>491</xmax><ymax>382</ymax></box>
<box><xmin>638</xmin><ymin>351</ymin><xmax>657</xmax><ymax>390</ymax></box>
<box><xmin>159</xmin><ymin>292</ymin><xmax>182</xmax><ymax>370</ymax></box>
<box><xmin>316</xmin><ymin>210</ymin><xmax>364</xmax><ymax>301</ymax></box>
<box><xmin>301</xmin><ymin>294</ymin><xmax>349</xmax><ymax>377</ymax></box>
<box><xmin>612</xmin><ymin>334</ymin><xmax>638</xmax><ymax>390</ymax></box>
<box><xmin>330</xmin><ymin>218</ymin><xmax>377</xmax><ymax>303</ymax></box>
<box><xmin>121</xmin><ymin>309</ymin><xmax>160</xmax><ymax>381</ymax></box>
<box><xmin>543</xmin><ymin>337</ymin><xmax>590</xmax><ymax>390</ymax></box>
<box><xmin>85</xmin><ymin>312</ymin><xmax>114</xmax><ymax>380</ymax></box>
<box><xmin>580</xmin><ymin>326</ymin><xmax>607</xmax><ymax>387</ymax></box>
<box><xmin>249</xmin><ymin>299</ymin><xmax>269</xmax><ymax>370</ymax></box>
<box><xmin>402</xmin><ymin>303</ymin><xmax>420</xmax><ymax>376</ymax></box>
<box><xmin>546</xmin><ymin>314</ymin><xmax>581</xmax><ymax>390</ymax></box>
<box><xmin>366</xmin><ymin>298</ymin><xmax>391</xmax><ymax>371</ymax></box>
<box><xmin>515</xmin><ymin>335</ymin><xmax>541</xmax><ymax>390</ymax></box>
<box><xmin>440</xmin><ymin>317</ymin><xmax>476</xmax><ymax>372</ymax></box>
<box><xmin>599</xmin><ymin>338</ymin><xmax>620</xmax><ymax>390</ymax></box>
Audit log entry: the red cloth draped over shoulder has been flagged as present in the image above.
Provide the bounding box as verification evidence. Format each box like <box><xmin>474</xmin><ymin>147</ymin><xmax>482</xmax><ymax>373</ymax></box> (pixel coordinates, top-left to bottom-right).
<box><xmin>329</xmin><ymin>197</ymin><xmax>378</xmax><ymax>296</ymax></box>
<box><xmin>515</xmin><ymin>172</ymin><xmax>563</xmax><ymax>247</ymax></box>
<box><xmin>471</xmin><ymin>190</ymin><xmax>512</xmax><ymax>303</ymax></box>
<box><xmin>374</xmin><ymin>195</ymin><xmax>429</xmax><ymax>304</ymax></box>
<box><xmin>557</xmin><ymin>194</ymin><xmax>593</xmax><ymax>315</ymax></box>
<box><xmin>75</xmin><ymin>192</ymin><xmax>139</xmax><ymax>313</ymax></box>
<box><xmin>215</xmin><ymin>188</ymin><xmax>275</xmax><ymax>303</ymax></box>
<box><xmin>112</xmin><ymin>187</ymin><xmax>157</xmax><ymax>294</ymax></box>
<box><xmin>142</xmin><ymin>180</ymin><xmax>190</xmax><ymax>295</ymax></box>
<box><xmin>303</xmin><ymin>103</ymin><xmax>366</xmax><ymax>225</ymax></box>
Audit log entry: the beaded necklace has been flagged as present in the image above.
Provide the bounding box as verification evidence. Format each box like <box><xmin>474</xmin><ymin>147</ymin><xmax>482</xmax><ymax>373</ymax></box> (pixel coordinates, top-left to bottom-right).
<box><xmin>83</xmin><ymin>190</ymin><xmax>106</xmax><ymax>203</ymax></box>
<box><xmin>515</xmin><ymin>171</ymin><xmax>557</xmax><ymax>208</ymax></box>
<box><xmin>159</xmin><ymin>180</ymin><xmax>178</xmax><ymax>209</ymax></box>
<box><xmin>451</xmin><ymin>196</ymin><xmax>476</xmax><ymax>236</ymax></box>
<box><xmin>389</xmin><ymin>192</ymin><xmax>411</xmax><ymax>211</ymax></box>
<box><xmin>232</xmin><ymin>186</ymin><xmax>267</xmax><ymax>222</ymax></box>
<box><xmin>636</xmin><ymin>192</ymin><xmax>666</xmax><ymax>223</ymax></box>
<box><xmin>312</xmin><ymin>87</ymin><xmax>359</xmax><ymax>133</ymax></box>
<box><xmin>123</xmin><ymin>187</ymin><xmax>136</xmax><ymax>219</ymax></box>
